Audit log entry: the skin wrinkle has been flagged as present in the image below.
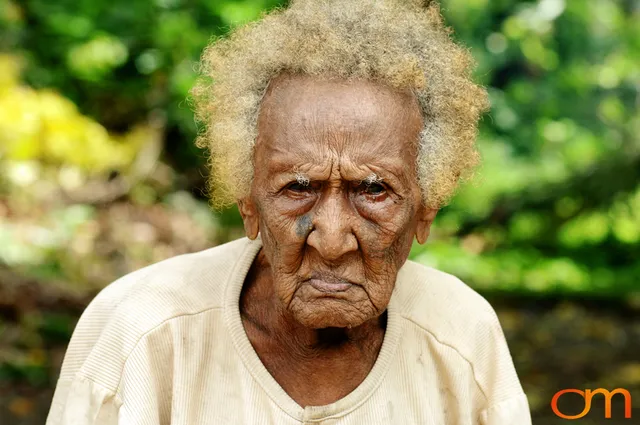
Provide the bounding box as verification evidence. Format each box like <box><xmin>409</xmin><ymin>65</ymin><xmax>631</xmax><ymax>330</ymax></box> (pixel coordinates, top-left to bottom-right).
<box><xmin>237</xmin><ymin>74</ymin><xmax>438</xmax><ymax>407</ymax></box>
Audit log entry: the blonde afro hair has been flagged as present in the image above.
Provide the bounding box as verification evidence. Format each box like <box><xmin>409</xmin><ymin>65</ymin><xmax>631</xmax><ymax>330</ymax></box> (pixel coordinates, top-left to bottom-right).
<box><xmin>192</xmin><ymin>0</ymin><xmax>489</xmax><ymax>209</ymax></box>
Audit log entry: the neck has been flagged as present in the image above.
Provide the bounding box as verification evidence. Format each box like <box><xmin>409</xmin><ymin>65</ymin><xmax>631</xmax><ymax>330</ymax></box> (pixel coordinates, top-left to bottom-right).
<box><xmin>240</xmin><ymin>249</ymin><xmax>386</xmax><ymax>360</ymax></box>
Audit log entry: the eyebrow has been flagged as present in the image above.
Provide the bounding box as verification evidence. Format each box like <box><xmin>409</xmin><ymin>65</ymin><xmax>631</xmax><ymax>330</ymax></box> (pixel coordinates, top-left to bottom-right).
<box><xmin>362</xmin><ymin>173</ymin><xmax>383</xmax><ymax>185</ymax></box>
<box><xmin>295</xmin><ymin>172</ymin><xmax>310</xmax><ymax>186</ymax></box>
<box><xmin>291</xmin><ymin>170</ymin><xmax>385</xmax><ymax>185</ymax></box>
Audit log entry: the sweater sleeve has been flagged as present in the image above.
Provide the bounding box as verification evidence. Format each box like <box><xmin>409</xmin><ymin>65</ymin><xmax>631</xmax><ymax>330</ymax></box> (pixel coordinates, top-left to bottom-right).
<box><xmin>480</xmin><ymin>393</ymin><xmax>531</xmax><ymax>425</ymax></box>
<box><xmin>45</xmin><ymin>274</ymin><xmax>132</xmax><ymax>425</ymax></box>
<box><xmin>475</xmin><ymin>308</ymin><xmax>532</xmax><ymax>425</ymax></box>
<box><xmin>47</xmin><ymin>375</ymin><xmax>120</xmax><ymax>425</ymax></box>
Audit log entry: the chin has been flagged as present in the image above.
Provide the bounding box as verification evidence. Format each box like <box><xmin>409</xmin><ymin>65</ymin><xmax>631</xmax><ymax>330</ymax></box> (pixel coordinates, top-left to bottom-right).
<box><xmin>290</xmin><ymin>301</ymin><xmax>372</xmax><ymax>329</ymax></box>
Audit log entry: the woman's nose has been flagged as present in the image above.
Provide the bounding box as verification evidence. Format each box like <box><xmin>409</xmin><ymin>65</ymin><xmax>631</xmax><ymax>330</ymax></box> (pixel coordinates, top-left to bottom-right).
<box><xmin>306</xmin><ymin>191</ymin><xmax>358</xmax><ymax>260</ymax></box>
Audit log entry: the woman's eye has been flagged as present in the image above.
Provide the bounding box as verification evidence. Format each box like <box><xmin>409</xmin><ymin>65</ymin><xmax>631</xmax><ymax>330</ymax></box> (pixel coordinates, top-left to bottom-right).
<box><xmin>362</xmin><ymin>183</ymin><xmax>386</xmax><ymax>195</ymax></box>
<box><xmin>287</xmin><ymin>182</ymin><xmax>309</xmax><ymax>192</ymax></box>
<box><xmin>284</xmin><ymin>181</ymin><xmax>322</xmax><ymax>195</ymax></box>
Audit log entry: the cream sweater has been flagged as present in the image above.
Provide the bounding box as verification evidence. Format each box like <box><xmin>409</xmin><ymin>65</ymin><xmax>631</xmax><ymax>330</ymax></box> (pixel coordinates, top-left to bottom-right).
<box><xmin>47</xmin><ymin>237</ymin><xmax>531</xmax><ymax>425</ymax></box>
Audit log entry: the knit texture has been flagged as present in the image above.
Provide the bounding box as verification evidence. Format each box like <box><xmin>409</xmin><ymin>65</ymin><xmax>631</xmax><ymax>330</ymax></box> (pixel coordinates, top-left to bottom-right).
<box><xmin>46</xmin><ymin>237</ymin><xmax>531</xmax><ymax>424</ymax></box>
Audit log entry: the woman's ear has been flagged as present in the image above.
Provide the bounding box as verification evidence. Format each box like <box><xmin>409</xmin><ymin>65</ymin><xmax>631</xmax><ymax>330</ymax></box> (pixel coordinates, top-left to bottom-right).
<box><xmin>415</xmin><ymin>207</ymin><xmax>438</xmax><ymax>244</ymax></box>
<box><xmin>237</xmin><ymin>198</ymin><xmax>260</xmax><ymax>240</ymax></box>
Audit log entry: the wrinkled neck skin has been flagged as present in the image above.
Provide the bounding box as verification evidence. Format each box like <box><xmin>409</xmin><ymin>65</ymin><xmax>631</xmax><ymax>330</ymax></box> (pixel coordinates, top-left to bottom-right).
<box><xmin>240</xmin><ymin>249</ymin><xmax>386</xmax><ymax>406</ymax></box>
<box><xmin>240</xmin><ymin>249</ymin><xmax>386</xmax><ymax>359</ymax></box>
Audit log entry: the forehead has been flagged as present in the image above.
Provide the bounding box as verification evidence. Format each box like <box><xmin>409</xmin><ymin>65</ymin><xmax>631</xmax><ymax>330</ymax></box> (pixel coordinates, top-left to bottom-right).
<box><xmin>256</xmin><ymin>75</ymin><xmax>423</xmax><ymax>167</ymax></box>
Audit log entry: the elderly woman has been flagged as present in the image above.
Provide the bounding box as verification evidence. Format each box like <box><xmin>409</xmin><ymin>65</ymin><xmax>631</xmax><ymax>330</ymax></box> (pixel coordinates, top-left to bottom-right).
<box><xmin>47</xmin><ymin>0</ymin><xmax>531</xmax><ymax>424</ymax></box>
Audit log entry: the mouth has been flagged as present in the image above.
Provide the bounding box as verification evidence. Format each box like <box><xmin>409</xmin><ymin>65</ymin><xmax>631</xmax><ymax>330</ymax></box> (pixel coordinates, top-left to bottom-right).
<box><xmin>306</xmin><ymin>274</ymin><xmax>354</xmax><ymax>293</ymax></box>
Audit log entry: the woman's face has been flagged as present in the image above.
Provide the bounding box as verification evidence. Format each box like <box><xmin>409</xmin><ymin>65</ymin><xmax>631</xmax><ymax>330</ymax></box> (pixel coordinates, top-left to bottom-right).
<box><xmin>240</xmin><ymin>74</ymin><xmax>436</xmax><ymax>329</ymax></box>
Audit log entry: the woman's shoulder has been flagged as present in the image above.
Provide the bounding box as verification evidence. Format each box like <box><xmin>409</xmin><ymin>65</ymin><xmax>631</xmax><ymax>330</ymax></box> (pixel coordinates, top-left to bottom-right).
<box><xmin>393</xmin><ymin>260</ymin><xmax>525</xmax><ymax>411</ymax></box>
<box><xmin>54</xmin><ymin>237</ymin><xmax>252</xmax><ymax>391</ymax></box>
<box><xmin>394</xmin><ymin>259</ymin><xmax>508</xmax><ymax>364</ymax></box>
<box><xmin>91</xmin><ymin>236</ymin><xmax>251</xmax><ymax>316</ymax></box>
<box><xmin>395</xmin><ymin>259</ymin><xmax>498</xmax><ymax>323</ymax></box>
<box><xmin>81</xmin><ymin>236</ymin><xmax>251</xmax><ymax>332</ymax></box>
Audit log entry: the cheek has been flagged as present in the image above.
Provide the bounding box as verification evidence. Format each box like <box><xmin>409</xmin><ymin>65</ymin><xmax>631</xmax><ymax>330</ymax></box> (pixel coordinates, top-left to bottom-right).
<box><xmin>357</xmin><ymin>202</ymin><xmax>416</xmax><ymax>252</ymax></box>
<box><xmin>256</xmin><ymin>208</ymin><xmax>308</xmax><ymax>293</ymax></box>
<box><xmin>357</xmin><ymin>205</ymin><xmax>417</xmax><ymax>275</ymax></box>
<box><xmin>258</xmin><ymin>202</ymin><xmax>297</xmax><ymax>243</ymax></box>
<box><xmin>352</xmin><ymin>195</ymin><xmax>395</xmax><ymax>222</ymax></box>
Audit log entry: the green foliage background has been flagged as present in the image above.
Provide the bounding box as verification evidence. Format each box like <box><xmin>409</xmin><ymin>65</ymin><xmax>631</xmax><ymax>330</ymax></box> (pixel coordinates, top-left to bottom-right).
<box><xmin>0</xmin><ymin>0</ymin><xmax>639</xmax><ymax>420</ymax></box>
<box><xmin>1</xmin><ymin>0</ymin><xmax>638</xmax><ymax>296</ymax></box>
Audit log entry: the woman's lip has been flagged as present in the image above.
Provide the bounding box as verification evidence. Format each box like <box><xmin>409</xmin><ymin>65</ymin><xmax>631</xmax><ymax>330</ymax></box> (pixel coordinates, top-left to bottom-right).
<box><xmin>307</xmin><ymin>278</ymin><xmax>352</xmax><ymax>293</ymax></box>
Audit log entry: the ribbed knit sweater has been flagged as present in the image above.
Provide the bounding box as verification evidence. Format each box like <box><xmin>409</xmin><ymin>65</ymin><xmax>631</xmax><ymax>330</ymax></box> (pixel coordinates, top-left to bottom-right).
<box><xmin>47</xmin><ymin>237</ymin><xmax>531</xmax><ymax>424</ymax></box>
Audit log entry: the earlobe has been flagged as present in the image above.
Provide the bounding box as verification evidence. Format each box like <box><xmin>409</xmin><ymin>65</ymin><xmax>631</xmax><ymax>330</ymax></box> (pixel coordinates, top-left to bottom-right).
<box><xmin>415</xmin><ymin>207</ymin><xmax>438</xmax><ymax>244</ymax></box>
<box><xmin>237</xmin><ymin>198</ymin><xmax>260</xmax><ymax>240</ymax></box>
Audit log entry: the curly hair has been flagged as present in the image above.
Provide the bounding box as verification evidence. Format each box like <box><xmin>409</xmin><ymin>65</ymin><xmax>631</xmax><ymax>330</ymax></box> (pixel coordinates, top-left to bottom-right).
<box><xmin>192</xmin><ymin>0</ymin><xmax>489</xmax><ymax>209</ymax></box>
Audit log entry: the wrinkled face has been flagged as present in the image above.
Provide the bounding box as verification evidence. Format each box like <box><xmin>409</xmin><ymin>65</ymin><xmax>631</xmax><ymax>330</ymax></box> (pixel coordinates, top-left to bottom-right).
<box><xmin>239</xmin><ymin>74</ymin><xmax>436</xmax><ymax>329</ymax></box>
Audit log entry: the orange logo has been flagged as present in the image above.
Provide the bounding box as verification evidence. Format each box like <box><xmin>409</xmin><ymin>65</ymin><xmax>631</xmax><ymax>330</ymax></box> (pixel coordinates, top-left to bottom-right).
<box><xmin>551</xmin><ymin>388</ymin><xmax>632</xmax><ymax>420</ymax></box>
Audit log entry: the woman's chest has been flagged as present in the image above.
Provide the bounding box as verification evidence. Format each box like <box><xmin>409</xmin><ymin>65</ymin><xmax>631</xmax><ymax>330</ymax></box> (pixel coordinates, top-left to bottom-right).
<box><xmin>118</xmin><ymin>335</ymin><xmax>481</xmax><ymax>425</ymax></box>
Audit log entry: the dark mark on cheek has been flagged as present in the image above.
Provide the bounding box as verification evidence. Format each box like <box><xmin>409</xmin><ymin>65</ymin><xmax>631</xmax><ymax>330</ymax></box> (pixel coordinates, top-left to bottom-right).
<box><xmin>295</xmin><ymin>214</ymin><xmax>313</xmax><ymax>238</ymax></box>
